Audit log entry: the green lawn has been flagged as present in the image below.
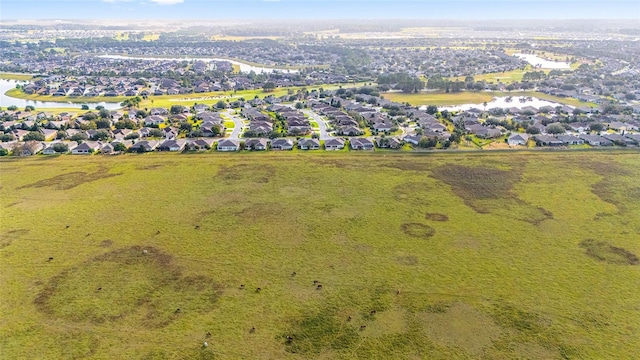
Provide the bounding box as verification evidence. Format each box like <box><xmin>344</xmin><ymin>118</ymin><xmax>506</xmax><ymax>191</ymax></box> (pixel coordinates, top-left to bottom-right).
<box><xmin>0</xmin><ymin>72</ymin><xmax>38</xmax><ymax>81</ymax></box>
<box><xmin>382</xmin><ymin>91</ymin><xmax>495</xmax><ymax>106</ymax></box>
<box><xmin>2</xmin><ymin>153</ymin><xmax>640</xmax><ymax>359</ymax></box>
<box><xmin>5</xmin><ymin>83</ymin><xmax>369</xmax><ymax>110</ymax></box>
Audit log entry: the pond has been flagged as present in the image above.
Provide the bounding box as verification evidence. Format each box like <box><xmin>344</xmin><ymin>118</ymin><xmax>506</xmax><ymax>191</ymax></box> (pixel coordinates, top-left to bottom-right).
<box><xmin>513</xmin><ymin>54</ymin><xmax>571</xmax><ymax>69</ymax></box>
<box><xmin>426</xmin><ymin>96</ymin><xmax>572</xmax><ymax>112</ymax></box>
<box><xmin>98</xmin><ymin>54</ymin><xmax>298</xmax><ymax>74</ymax></box>
<box><xmin>0</xmin><ymin>79</ymin><xmax>122</xmax><ymax>110</ymax></box>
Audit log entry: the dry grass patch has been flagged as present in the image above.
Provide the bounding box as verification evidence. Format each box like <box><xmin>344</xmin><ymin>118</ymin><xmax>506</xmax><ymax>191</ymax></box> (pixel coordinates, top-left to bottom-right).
<box><xmin>425</xmin><ymin>213</ymin><xmax>449</xmax><ymax>222</ymax></box>
<box><xmin>422</xmin><ymin>302</ymin><xmax>502</xmax><ymax>356</ymax></box>
<box><xmin>580</xmin><ymin>239</ymin><xmax>639</xmax><ymax>265</ymax></box>
<box><xmin>17</xmin><ymin>167</ymin><xmax>121</xmax><ymax>190</ymax></box>
<box><xmin>34</xmin><ymin>246</ymin><xmax>223</xmax><ymax>327</ymax></box>
<box><xmin>400</xmin><ymin>223</ymin><xmax>436</xmax><ymax>239</ymax></box>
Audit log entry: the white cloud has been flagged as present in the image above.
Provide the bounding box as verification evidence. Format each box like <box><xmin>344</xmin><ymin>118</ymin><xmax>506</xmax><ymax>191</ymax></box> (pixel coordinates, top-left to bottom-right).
<box><xmin>148</xmin><ymin>0</ymin><xmax>184</xmax><ymax>4</ymax></box>
<box><xmin>102</xmin><ymin>0</ymin><xmax>184</xmax><ymax>4</ymax></box>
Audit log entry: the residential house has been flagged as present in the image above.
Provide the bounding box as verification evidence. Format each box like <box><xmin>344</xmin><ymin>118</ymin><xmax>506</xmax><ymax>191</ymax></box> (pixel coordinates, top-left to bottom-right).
<box><xmin>130</xmin><ymin>140</ymin><xmax>159</xmax><ymax>152</ymax></box>
<box><xmin>579</xmin><ymin>135</ymin><xmax>613</xmax><ymax>146</ymax></box>
<box><xmin>187</xmin><ymin>139</ymin><xmax>214</xmax><ymax>151</ymax></box>
<box><xmin>217</xmin><ymin>139</ymin><xmax>240</xmax><ymax>152</ymax></box>
<box><xmin>376</xmin><ymin>137</ymin><xmax>402</xmax><ymax>149</ymax></box>
<box><xmin>72</xmin><ymin>141</ymin><xmax>101</xmax><ymax>154</ymax></box>
<box><xmin>324</xmin><ymin>138</ymin><xmax>345</xmax><ymax>150</ymax></box>
<box><xmin>557</xmin><ymin>135</ymin><xmax>584</xmax><ymax>145</ymax></box>
<box><xmin>245</xmin><ymin>138</ymin><xmax>269</xmax><ymax>151</ymax></box>
<box><xmin>507</xmin><ymin>133</ymin><xmax>529</xmax><ymax>146</ymax></box>
<box><xmin>144</xmin><ymin>115</ymin><xmax>166</xmax><ymax>127</ymax></box>
<box><xmin>16</xmin><ymin>141</ymin><xmax>44</xmax><ymax>156</ymax></box>
<box><xmin>535</xmin><ymin>135</ymin><xmax>563</xmax><ymax>146</ymax></box>
<box><xmin>271</xmin><ymin>138</ymin><xmax>294</xmax><ymax>150</ymax></box>
<box><xmin>298</xmin><ymin>138</ymin><xmax>320</xmax><ymax>150</ymax></box>
<box><xmin>157</xmin><ymin>139</ymin><xmax>187</xmax><ymax>152</ymax></box>
<box><xmin>350</xmin><ymin>137</ymin><xmax>374</xmax><ymax>150</ymax></box>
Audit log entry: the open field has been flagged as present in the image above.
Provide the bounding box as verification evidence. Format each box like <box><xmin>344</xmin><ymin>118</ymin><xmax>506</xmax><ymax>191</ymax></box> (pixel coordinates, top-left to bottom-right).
<box><xmin>450</xmin><ymin>68</ymin><xmax>534</xmax><ymax>84</ymax></box>
<box><xmin>382</xmin><ymin>91</ymin><xmax>597</xmax><ymax>108</ymax></box>
<box><xmin>382</xmin><ymin>91</ymin><xmax>495</xmax><ymax>106</ymax></box>
<box><xmin>4</xmin><ymin>83</ymin><xmax>368</xmax><ymax>109</ymax></box>
<box><xmin>0</xmin><ymin>72</ymin><xmax>38</xmax><ymax>81</ymax></box>
<box><xmin>1</xmin><ymin>151</ymin><xmax>639</xmax><ymax>359</ymax></box>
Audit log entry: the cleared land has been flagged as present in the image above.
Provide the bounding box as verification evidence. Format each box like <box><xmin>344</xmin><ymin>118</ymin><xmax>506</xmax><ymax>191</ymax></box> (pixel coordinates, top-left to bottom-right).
<box><xmin>1</xmin><ymin>152</ymin><xmax>639</xmax><ymax>359</ymax></box>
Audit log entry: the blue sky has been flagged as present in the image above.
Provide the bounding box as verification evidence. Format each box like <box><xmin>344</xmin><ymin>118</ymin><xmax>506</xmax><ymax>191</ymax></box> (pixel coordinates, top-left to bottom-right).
<box><xmin>1</xmin><ymin>0</ymin><xmax>639</xmax><ymax>20</ymax></box>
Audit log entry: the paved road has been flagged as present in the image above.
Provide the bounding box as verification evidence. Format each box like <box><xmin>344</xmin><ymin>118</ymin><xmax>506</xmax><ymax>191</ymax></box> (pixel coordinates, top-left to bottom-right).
<box><xmin>302</xmin><ymin>109</ymin><xmax>332</xmax><ymax>140</ymax></box>
<box><xmin>222</xmin><ymin>110</ymin><xmax>245</xmax><ymax>140</ymax></box>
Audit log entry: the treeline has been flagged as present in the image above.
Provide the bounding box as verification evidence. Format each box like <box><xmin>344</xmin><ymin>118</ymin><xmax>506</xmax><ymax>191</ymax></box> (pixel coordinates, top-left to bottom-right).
<box><xmin>377</xmin><ymin>73</ymin><xmax>424</xmax><ymax>93</ymax></box>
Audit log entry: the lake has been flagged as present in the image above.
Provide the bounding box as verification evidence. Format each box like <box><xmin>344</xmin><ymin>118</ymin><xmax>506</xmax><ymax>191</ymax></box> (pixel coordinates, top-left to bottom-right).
<box><xmin>427</xmin><ymin>96</ymin><xmax>572</xmax><ymax>112</ymax></box>
<box><xmin>0</xmin><ymin>79</ymin><xmax>122</xmax><ymax>110</ymax></box>
<box><xmin>514</xmin><ymin>54</ymin><xmax>571</xmax><ymax>69</ymax></box>
<box><xmin>98</xmin><ymin>55</ymin><xmax>298</xmax><ymax>74</ymax></box>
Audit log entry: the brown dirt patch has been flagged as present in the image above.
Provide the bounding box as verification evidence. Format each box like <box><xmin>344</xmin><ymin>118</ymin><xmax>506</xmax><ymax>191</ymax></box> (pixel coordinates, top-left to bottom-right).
<box><xmin>99</xmin><ymin>239</ymin><xmax>113</xmax><ymax>248</ymax></box>
<box><xmin>422</xmin><ymin>302</ymin><xmax>502</xmax><ymax>356</ymax></box>
<box><xmin>580</xmin><ymin>239</ymin><xmax>639</xmax><ymax>265</ymax></box>
<box><xmin>400</xmin><ymin>223</ymin><xmax>436</xmax><ymax>239</ymax></box>
<box><xmin>0</xmin><ymin>229</ymin><xmax>29</xmax><ymax>249</ymax></box>
<box><xmin>17</xmin><ymin>167</ymin><xmax>121</xmax><ymax>190</ymax></box>
<box><xmin>425</xmin><ymin>213</ymin><xmax>449</xmax><ymax>222</ymax></box>
<box><xmin>216</xmin><ymin>163</ymin><xmax>275</xmax><ymax>183</ymax></box>
<box><xmin>431</xmin><ymin>164</ymin><xmax>521</xmax><ymax>203</ymax></box>
<box><xmin>396</xmin><ymin>255</ymin><xmax>419</xmax><ymax>266</ymax></box>
<box><xmin>392</xmin><ymin>181</ymin><xmax>434</xmax><ymax>205</ymax></box>
<box><xmin>34</xmin><ymin>246</ymin><xmax>222</xmax><ymax>327</ymax></box>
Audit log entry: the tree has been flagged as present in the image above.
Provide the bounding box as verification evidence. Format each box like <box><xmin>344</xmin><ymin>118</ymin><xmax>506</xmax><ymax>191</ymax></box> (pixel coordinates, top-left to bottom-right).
<box><xmin>149</xmin><ymin>128</ymin><xmax>164</xmax><ymax>138</ymax></box>
<box><xmin>25</xmin><ymin>105</ymin><xmax>35</xmax><ymax>112</ymax></box>
<box><xmin>295</xmin><ymin>102</ymin><xmax>304</xmax><ymax>110</ymax></box>
<box><xmin>526</xmin><ymin>126</ymin><xmax>541</xmax><ymax>135</ymax></box>
<box><xmin>0</xmin><ymin>134</ymin><xmax>15</xmax><ymax>142</ymax></box>
<box><xmin>95</xmin><ymin>118</ymin><xmax>111</xmax><ymax>129</ymax></box>
<box><xmin>589</xmin><ymin>122</ymin><xmax>604</xmax><ymax>133</ymax></box>
<box><xmin>70</xmin><ymin>133</ymin><xmax>88</xmax><ymax>142</ymax></box>
<box><xmin>263</xmin><ymin>82</ymin><xmax>276</xmax><ymax>92</ymax></box>
<box><xmin>0</xmin><ymin>148</ymin><xmax>8</xmax><ymax>156</ymax></box>
<box><xmin>99</xmin><ymin>108</ymin><xmax>111</xmax><ymax>119</ymax></box>
<box><xmin>418</xmin><ymin>137</ymin><xmax>437</xmax><ymax>148</ymax></box>
<box><xmin>91</xmin><ymin>129</ymin><xmax>111</xmax><ymax>141</ymax></box>
<box><xmin>113</xmin><ymin>143</ymin><xmax>128</xmax><ymax>152</ymax></box>
<box><xmin>170</xmin><ymin>105</ymin><xmax>185</xmax><ymax>115</ymax></box>
<box><xmin>81</xmin><ymin>104</ymin><xmax>89</xmax><ymax>110</ymax></box>
<box><xmin>426</xmin><ymin>105</ymin><xmax>438</xmax><ymax>115</ymax></box>
<box><xmin>52</xmin><ymin>143</ymin><xmax>69</xmax><ymax>153</ymax></box>
<box><xmin>215</xmin><ymin>100</ymin><xmax>227</xmax><ymax>109</ymax></box>
<box><xmin>179</xmin><ymin>122</ymin><xmax>193</xmax><ymax>132</ymax></box>
<box><xmin>82</xmin><ymin>112</ymin><xmax>98</xmax><ymax>121</ymax></box>
<box><xmin>115</xmin><ymin>119</ymin><xmax>137</xmax><ymax>129</ymax></box>
<box><xmin>546</xmin><ymin>124</ymin><xmax>565</xmax><ymax>134</ymax></box>
<box><xmin>7</xmin><ymin>105</ymin><xmax>18</xmax><ymax>111</ymax></box>
<box><xmin>124</xmin><ymin>133</ymin><xmax>140</xmax><ymax>140</ymax></box>
<box><xmin>23</xmin><ymin>131</ymin><xmax>45</xmax><ymax>141</ymax></box>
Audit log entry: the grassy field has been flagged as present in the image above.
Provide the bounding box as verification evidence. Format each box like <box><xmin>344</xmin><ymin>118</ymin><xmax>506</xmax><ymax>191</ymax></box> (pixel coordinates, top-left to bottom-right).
<box><xmin>0</xmin><ymin>72</ymin><xmax>37</xmax><ymax>81</ymax></box>
<box><xmin>451</xmin><ymin>68</ymin><xmax>534</xmax><ymax>84</ymax></box>
<box><xmin>5</xmin><ymin>83</ymin><xmax>368</xmax><ymax>110</ymax></box>
<box><xmin>1</xmin><ymin>151</ymin><xmax>639</xmax><ymax>359</ymax></box>
<box><xmin>382</xmin><ymin>91</ymin><xmax>495</xmax><ymax>106</ymax></box>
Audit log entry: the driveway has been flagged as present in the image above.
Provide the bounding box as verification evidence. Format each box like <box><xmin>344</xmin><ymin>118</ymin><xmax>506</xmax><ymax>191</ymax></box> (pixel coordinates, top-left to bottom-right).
<box><xmin>302</xmin><ymin>109</ymin><xmax>332</xmax><ymax>140</ymax></box>
<box><xmin>222</xmin><ymin>110</ymin><xmax>245</xmax><ymax>140</ymax></box>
